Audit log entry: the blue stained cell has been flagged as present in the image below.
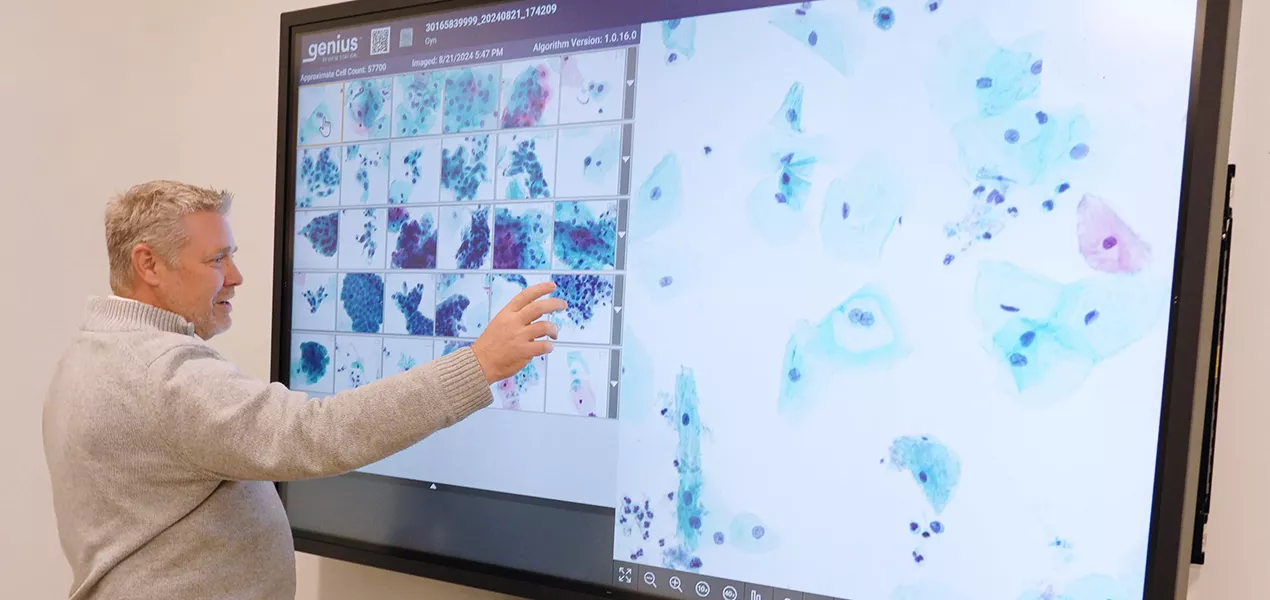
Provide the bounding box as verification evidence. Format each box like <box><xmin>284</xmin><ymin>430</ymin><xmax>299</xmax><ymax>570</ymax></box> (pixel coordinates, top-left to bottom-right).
<box><xmin>391</xmin><ymin>282</ymin><xmax>436</xmax><ymax>336</ymax></box>
<box><xmin>298</xmin><ymin>147</ymin><xmax>341</xmax><ymax>207</ymax></box>
<box><xmin>1084</xmin><ymin>310</ymin><xmax>1099</xmax><ymax>325</ymax></box>
<box><xmin>889</xmin><ymin>435</ymin><xmax>961</xmax><ymax>514</ymax></box>
<box><xmin>631</xmin><ymin>154</ymin><xmax>683</xmax><ymax>241</ymax></box>
<box><xmin>550</xmin><ymin>274</ymin><xmax>615</xmax><ymax>329</ymax></box>
<box><xmin>976</xmin><ymin>77</ymin><xmax>994</xmax><ymax>89</ymax></box>
<box><xmin>820</xmin><ymin>155</ymin><xmax>907</xmax><ymax>264</ymax></box>
<box><xmin>554</xmin><ymin>201</ymin><xmax>618</xmax><ymax>270</ymax></box>
<box><xmin>453</xmin><ymin>206</ymin><xmax>492</xmax><ymax>270</ymax></box>
<box><xmin>669</xmin><ymin>368</ymin><xmax>706</xmax><ymax>560</ymax></box>
<box><xmin>661</xmin><ymin>17</ymin><xmax>696</xmax><ymax>61</ymax></box>
<box><xmin>926</xmin><ymin>0</ymin><xmax>940</xmax><ymax>11</ymax></box>
<box><xmin>340</xmin><ymin>273</ymin><xmax>385</xmax><ymax>333</ymax></box>
<box><xmin>808</xmin><ymin>31</ymin><xmax>818</xmax><ymax>46</ymax></box>
<box><xmin>930</xmin><ymin>521</ymin><xmax>943</xmax><ymax>534</ymax></box>
<box><xmin>442</xmin><ymin>66</ymin><xmax>499</xmax><ymax>133</ymax></box>
<box><xmin>1036</xmin><ymin>111</ymin><xmax>1050</xmax><ymax>125</ymax></box>
<box><xmin>769</xmin><ymin>4</ymin><xmax>854</xmax><ymax>76</ymax></box>
<box><xmin>1070</xmin><ymin>143</ymin><xmax>1091</xmax><ymax>160</ymax></box>
<box><xmin>952</xmin><ymin>104</ymin><xmax>1093</xmax><ymax>188</ymax></box>
<box><xmin>772</xmin><ymin>82</ymin><xmax>805</xmax><ymax>133</ymax></box>
<box><xmin>441</xmin><ymin>135</ymin><xmax>491</xmax><ymax>201</ymax></box>
<box><xmin>1031</xmin><ymin>59</ymin><xmax>1044</xmax><ymax>75</ymax></box>
<box><xmin>493</xmin><ymin>206</ymin><xmax>550</xmax><ymax>270</ymax></box>
<box><xmin>1058</xmin><ymin>182</ymin><xmax>1071</xmax><ymax>193</ymax></box>
<box><xmin>728</xmin><ymin>513</ymin><xmax>778</xmax><ymax>553</ymax></box>
<box><xmin>874</xmin><ymin>7</ymin><xmax>895</xmax><ymax>30</ymax></box>
<box><xmin>296</xmin><ymin>341</ymin><xmax>330</xmax><ymax>385</ymax></box>
<box><xmin>713</xmin><ymin>532</ymin><xmax>725</xmax><ymax>544</ymax></box>
<box><xmin>394</xmin><ymin>72</ymin><xmax>444</xmax><ymax>136</ymax></box>
<box><xmin>1042</xmin><ymin>199</ymin><xmax>1055</xmax><ymax>211</ymax></box>
<box><xmin>1004</xmin><ymin>129</ymin><xmax>1020</xmax><ymax>144</ymax></box>
<box><xmin>299</xmin><ymin>212</ymin><xmax>339</xmax><ymax>257</ymax></box>
<box><xmin>499</xmin><ymin>137</ymin><xmax>552</xmax><ymax>199</ymax></box>
<box><xmin>389</xmin><ymin>208</ymin><xmax>438</xmax><ymax>269</ymax></box>
<box><xmin>747</xmin><ymin>150</ymin><xmax>818</xmax><ymax>242</ymax></box>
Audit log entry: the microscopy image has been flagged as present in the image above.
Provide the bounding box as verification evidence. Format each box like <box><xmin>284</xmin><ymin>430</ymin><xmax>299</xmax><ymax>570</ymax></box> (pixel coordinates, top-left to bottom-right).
<box><xmin>435</xmin><ymin>274</ymin><xmax>491</xmax><ymax>338</ymax></box>
<box><xmin>493</xmin><ymin>203</ymin><xmax>552</xmax><ymax>270</ymax></box>
<box><xmin>549</xmin><ymin>274</ymin><xmax>615</xmax><ymax>345</ymax></box>
<box><xmin>435</xmin><ymin>338</ymin><xmax>473</xmax><ymax>358</ymax></box>
<box><xmin>494</xmin><ymin>355</ymin><xmax>548</xmax><ymax>412</ymax></box>
<box><xmin>489</xmin><ymin>273</ymin><xmax>550</xmax><ymax>316</ymax></box>
<box><xmin>767</xmin><ymin>1</ymin><xmax>858</xmax><ymax>76</ymax></box>
<box><xmin>338</xmin><ymin>208</ymin><xmax>388</xmax><ymax>270</ymax></box>
<box><xmin>294</xmin><ymin>210</ymin><xmax>339</xmax><ymax>270</ymax></box>
<box><xmin>297</xmin><ymin>83</ymin><xmax>343</xmax><ymax>146</ymax></box>
<box><xmin>343</xmin><ymin>77</ymin><xmax>393</xmax><ymax>141</ymax></box>
<box><xmin>337</xmin><ymin>272</ymin><xmax>385</xmax><ymax>334</ymax></box>
<box><xmin>743</xmin><ymin>82</ymin><xmax>834</xmax><ymax>244</ymax></box>
<box><xmin>658</xmin><ymin>17</ymin><xmax>696</xmax><ymax>64</ymax></box>
<box><xmin>292</xmin><ymin>272</ymin><xmax>337</xmax><ymax>331</ymax></box>
<box><xmin>296</xmin><ymin>147</ymin><xmax>341</xmax><ymax>208</ymax></box>
<box><xmin>1076</xmin><ymin>194</ymin><xmax>1152</xmax><ymax>275</ymax></box>
<box><xmin>441</xmin><ymin>134</ymin><xmax>495</xmax><ymax>202</ymax></box>
<box><xmin>553</xmin><ymin>200</ymin><xmax>618</xmax><ymax>271</ymax></box>
<box><xmin>499</xmin><ymin>56</ymin><xmax>561</xmax><ymax>129</ymax></box>
<box><xmin>334</xmin><ymin>335</ymin><xmax>384</xmax><ymax>392</ymax></box>
<box><xmin>340</xmin><ymin>143</ymin><xmax>390</xmax><ymax>205</ymax></box>
<box><xmin>382</xmin><ymin>337</ymin><xmax>435</xmax><ymax>378</ymax></box>
<box><xmin>818</xmin><ymin>154</ymin><xmax>909</xmax><ymax>265</ymax></box>
<box><xmin>545</xmin><ymin>346</ymin><xmax>610</xmax><ymax>418</ymax></box>
<box><xmin>290</xmin><ymin>333</ymin><xmax>335</xmax><ymax>394</ymax></box>
<box><xmin>388</xmin><ymin>139</ymin><xmax>443</xmax><ymax>204</ymax></box>
<box><xmin>629</xmin><ymin>153</ymin><xmax>682</xmax><ymax>242</ymax></box>
<box><xmin>555</xmin><ymin>125</ymin><xmax>623</xmax><ymax>198</ymax></box>
<box><xmin>438</xmin><ymin>204</ymin><xmax>492</xmax><ymax>270</ymax></box>
<box><xmin>443</xmin><ymin>65</ymin><xmax>500</xmax><ymax>133</ymax></box>
<box><xmin>384</xmin><ymin>272</ymin><xmax>436</xmax><ymax>336</ymax></box>
<box><xmin>559</xmin><ymin>48</ymin><xmax>627</xmax><ymax>125</ymax></box>
<box><xmin>882</xmin><ymin>434</ymin><xmax>961</xmax><ymax>566</ymax></box>
<box><xmin>393</xmin><ymin>71</ymin><xmax>445</xmax><ymax>137</ymax></box>
<box><xmin>496</xmin><ymin>130</ymin><xmax>558</xmax><ymax>199</ymax></box>
<box><xmin>386</xmin><ymin>206</ymin><xmax>439</xmax><ymax>269</ymax></box>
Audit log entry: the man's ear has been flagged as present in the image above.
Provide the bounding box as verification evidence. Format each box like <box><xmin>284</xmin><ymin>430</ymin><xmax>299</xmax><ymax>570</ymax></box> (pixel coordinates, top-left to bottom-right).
<box><xmin>131</xmin><ymin>243</ymin><xmax>164</xmax><ymax>287</ymax></box>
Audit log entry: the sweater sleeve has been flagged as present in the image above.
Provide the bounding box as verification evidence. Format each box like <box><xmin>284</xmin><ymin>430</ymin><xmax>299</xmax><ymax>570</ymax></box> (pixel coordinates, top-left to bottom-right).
<box><xmin>146</xmin><ymin>343</ymin><xmax>492</xmax><ymax>482</ymax></box>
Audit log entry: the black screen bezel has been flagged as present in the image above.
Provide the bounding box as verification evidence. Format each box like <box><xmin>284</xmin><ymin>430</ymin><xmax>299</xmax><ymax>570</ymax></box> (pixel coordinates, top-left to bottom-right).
<box><xmin>270</xmin><ymin>0</ymin><xmax>1243</xmax><ymax>598</ymax></box>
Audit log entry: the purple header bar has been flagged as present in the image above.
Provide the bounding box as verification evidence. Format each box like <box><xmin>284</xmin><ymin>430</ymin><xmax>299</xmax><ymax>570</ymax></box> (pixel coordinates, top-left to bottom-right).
<box><xmin>295</xmin><ymin>0</ymin><xmax>798</xmax><ymax>78</ymax></box>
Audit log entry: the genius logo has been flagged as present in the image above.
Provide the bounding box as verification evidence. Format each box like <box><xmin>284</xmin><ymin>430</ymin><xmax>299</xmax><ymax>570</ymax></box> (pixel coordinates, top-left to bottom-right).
<box><xmin>302</xmin><ymin>34</ymin><xmax>359</xmax><ymax>63</ymax></box>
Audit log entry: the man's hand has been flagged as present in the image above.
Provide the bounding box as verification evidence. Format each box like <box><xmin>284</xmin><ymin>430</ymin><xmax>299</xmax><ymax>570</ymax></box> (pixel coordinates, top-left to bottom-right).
<box><xmin>471</xmin><ymin>281</ymin><xmax>567</xmax><ymax>384</ymax></box>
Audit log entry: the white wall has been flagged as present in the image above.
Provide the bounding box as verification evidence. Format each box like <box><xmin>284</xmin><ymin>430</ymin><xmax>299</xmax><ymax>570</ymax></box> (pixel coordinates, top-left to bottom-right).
<box><xmin>0</xmin><ymin>1</ymin><xmax>1260</xmax><ymax>599</ymax></box>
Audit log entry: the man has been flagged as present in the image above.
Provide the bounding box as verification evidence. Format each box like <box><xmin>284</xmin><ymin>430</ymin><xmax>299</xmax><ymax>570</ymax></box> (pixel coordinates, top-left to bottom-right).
<box><xmin>42</xmin><ymin>180</ymin><xmax>565</xmax><ymax>599</ymax></box>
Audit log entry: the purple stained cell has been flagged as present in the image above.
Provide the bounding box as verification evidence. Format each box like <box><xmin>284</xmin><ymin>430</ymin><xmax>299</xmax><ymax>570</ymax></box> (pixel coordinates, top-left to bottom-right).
<box><xmin>1085</xmin><ymin>310</ymin><xmax>1100</xmax><ymax>325</ymax></box>
<box><xmin>1036</xmin><ymin>111</ymin><xmax>1050</xmax><ymax>124</ymax></box>
<box><xmin>808</xmin><ymin>31</ymin><xmax>818</xmax><ymax>46</ymax></box>
<box><xmin>1031</xmin><ymin>59</ymin><xmax>1044</xmax><ymax>74</ymax></box>
<box><xmin>1005</xmin><ymin>129</ymin><xmax>1020</xmax><ymax>144</ymax></box>
<box><xmin>1070</xmin><ymin>143</ymin><xmax>1091</xmax><ymax>160</ymax></box>
<box><xmin>841</xmin><ymin>202</ymin><xmax>851</xmax><ymax>219</ymax></box>
<box><xmin>976</xmin><ymin>77</ymin><xmax>993</xmax><ymax>89</ymax></box>
<box><xmin>1102</xmin><ymin>236</ymin><xmax>1118</xmax><ymax>250</ymax></box>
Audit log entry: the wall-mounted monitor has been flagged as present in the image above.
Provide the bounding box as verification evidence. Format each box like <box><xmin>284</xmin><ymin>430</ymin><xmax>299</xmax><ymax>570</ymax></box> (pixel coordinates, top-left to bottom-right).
<box><xmin>271</xmin><ymin>1</ymin><xmax>1240</xmax><ymax>598</ymax></box>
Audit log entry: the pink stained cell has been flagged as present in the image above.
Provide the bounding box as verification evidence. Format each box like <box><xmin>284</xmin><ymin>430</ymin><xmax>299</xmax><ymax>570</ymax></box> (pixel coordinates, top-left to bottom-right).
<box><xmin>572</xmin><ymin>379</ymin><xmax>597</xmax><ymax>417</ymax></box>
<box><xmin>496</xmin><ymin>378</ymin><xmax>520</xmax><ymax>410</ymax></box>
<box><xmin>1076</xmin><ymin>194</ymin><xmax>1151</xmax><ymax>274</ymax></box>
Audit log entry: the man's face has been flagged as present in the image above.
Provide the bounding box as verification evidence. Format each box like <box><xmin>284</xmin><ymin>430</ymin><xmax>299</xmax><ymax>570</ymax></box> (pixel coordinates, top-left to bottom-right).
<box><xmin>153</xmin><ymin>212</ymin><xmax>242</xmax><ymax>339</ymax></box>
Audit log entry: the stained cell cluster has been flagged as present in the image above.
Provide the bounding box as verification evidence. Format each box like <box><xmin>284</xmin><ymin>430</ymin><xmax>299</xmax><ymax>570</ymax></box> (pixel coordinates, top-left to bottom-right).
<box><xmin>973</xmin><ymin>261</ymin><xmax>1167</xmax><ymax>402</ymax></box>
<box><xmin>500</xmin><ymin>136</ymin><xmax>552</xmax><ymax>199</ymax></box>
<box><xmin>345</xmin><ymin>77</ymin><xmax>392</xmax><ymax>140</ymax></box>
<box><xmin>501</xmin><ymin>62</ymin><xmax>554</xmax><ymax>128</ymax></box>
<box><xmin>303</xmin><ymin>285</ymin><xmax>328</xmax><ymax>313</ymax></box>
<box><xmin>391</xmin><ymin>281</ymin><xmax>435</xmax><ymax>336</ymax></box>
<box><xmin>296</xmin><ymin>341</ymin><xmax>330</xmax><ymax>385</ymax></box>
<box><xmin>394</xmin><ymin>71</ymin><xmax>444</xmax><ymax>137</ymax></box>
<box><xmin>495</xmin><ymin>356</ymin><xmax>544</xmax><ymax>410</ymax></box>
<box><xmin>299</xmin><ymin>212</ymin><xmax>339</xmax><ymax>257</ymax></box>
<box><xmin>388</xmin><ymin>207</ymin><xmax>438</xmax><ymax>269</ymax></box>
<box><xmin>455</xmin><ymin>206</ymin><xmax>492</xmax><ymax>269</ymax></box>
<box><xmin>553</xmin><ymin>201</ymin><xmax>618</xmax><ymax>270</ymax></box>
<box><xmin>389</xmin><ymin>143</ymin><xmax>427</xmax><ymax>204</ymax></box>
<box><xmin>443</xmin><ymin>66</ymin><xmax>499</xmax><ymax>133</ymax></box>
<box><xmin>354</xmin><ymin>209</ymin><xmax>380</xmax><ymax>261</ymax></box>
<box><xmin>339</xmin><ymin>273</ymin><xmax>384</xmax><ymax>334</ymax></box>
<box><xmin>441</xmin><ymin>135</ymin><xmax>491</xmax><ymax>201</ymax></box>
<box><xmin>745</xmin><ymin>82</ymin><xmax>831</xmax><ymax>243</ymax></box>
<box><xmin>493</xmin><ymin>205</ymin><xmax>551</xmax><ymax>269</ymax></box>
<box><xmin>551</xmin><ymin>274</ymin><xmax>615</xmax><ymax>328</ymax></box>
<box><xmin>343</xmin><ymin>144</ymin><xmax>386</xmax><ymax>204</ymax></box>
<box><xmin>435</xmin><ymin>274</ymin><xmax>489</xmax><ymax>338</ymax></box>
<box><xmin>298</xmin><ymin>148</ymin><xmax>340</xmax><ymax>207</ymax></box>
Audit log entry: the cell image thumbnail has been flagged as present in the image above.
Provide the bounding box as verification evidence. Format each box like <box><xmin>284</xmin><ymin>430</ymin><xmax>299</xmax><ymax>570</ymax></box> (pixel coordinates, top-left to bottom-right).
<box><xmin>337</xmin><ymin>272</ymin><xmax>385</xmax><ymax>334</ymax></box>
<box><xmin>296</xmin><ymin>147</ymin><xmax>341</xmax><ymax>208</ymax></box>
<box><xmin>489</xmin><ymin>273</ymin><xmax>549</xmax><ymax>316</ymax></box>
<box><xmin>778</xmin><ymin>284</ymin><xmax>908</xmax><ymax>417</ymax></box>
<box><xmin>972</xmin><ymin>261</ymin><xmax>1168</xmax><ymax>404</ymax></box>
<box><xmin>496</xmin><ymin>130</ymin><xmax>557</xmax><ymax>200</ymax></box>
<box><xmin>659</xmin><ymin>17</ymin><xmax>696</xmax><ymax>64</ymax></box>
<box><xmin>340</xmin><ymin>143</ymin><xmax>389</xmax><ymax>205</ymax></box>
<box><xmin>335</xmin><ymin>335</ymin><xmax>383</xmax><ymax>392</ymax></box>
<box><xmin>441</xmin><ymin>135</ymin><xmax>494</xmax><ymax>202</ymax></box>
<box><xmin>393</xmin><ymin>71</ymin><xmax>444</xmax><ymax>137</ymax></box>
<box><xmin>343</xmin><ymin>77</ymin><xmax>392</xmax><ymax>141</ymax></box>
<box><xmin>559</xmin><ymin>49</ymin><xmax>627</xmax><ymax>125</ymax></box>
<box><xmin>436</xmin><ymin>339</ymin><xmax>473</xmax><ymax>358</ymax></box>
<box><xmin>290</xmin><ymin>334</ymin><xmax>335</xmax><ymax>393</ymax></box>
<box><xmin>556</xmin><ymin>125</ymin><xmax>623</xmax><ymax>198</ymax></box>
<box><xmin>297</xmin><ymin>83</ymin><xmax>342</xmax><ymax>146</ymax></box>
<box><xmin>292</xmin><ymin>272</ymin><xmax>337</xmax><ymax>331</ymax></box>
<box><xmin>768</xmin><ymin>1</ymin><xmax>858</xmax><ymax>76</ymax></box>
<box><xmin>388</xmin><ymin>139</ymin><xmax>442</xmax><ymax>204</ymax></box>
<box><xmin>438</xmin><ymin>204</ymin><xmax>492</xmax><ymax>270</ymax></box>
<box><xmin>338</xmin><ymin>208</ymin><xmax>387</xmax><ymax>270</ymax></box>
<box><xmin>384</xmin><ymin>272</ymin><xmax>436</xmax><ymax>336</ymax></box>
<box><xmin>495</xmin><ymin>355</ymin><xmax>547</xmax><ymax>412</ymax></box>
<box><xmin>493</xmin><ymin>203</ymin><xmax>552</xmax><ymax>270</ymax></box>
<box><xmin>630</xmin><ymin>153</ymin><xmax>683</xmax><ymax>242</ymax></box>
<box><xmin>545</xmin><ymin>347</ymin><xmax>610</xmax><ymax>418</ymax></box>
<box><xmin>443</xmin><ymin>65</ymin><xmax>499</xmax><ymax>133</ymax></box>
<box><xmin>1076</xmin><ymin>194</ymin><xmax>1152</xmax><ymax>275</ymax></box>
<box><xmin>382</xmin><ymin>338</ymin><xmax>434</xmax><ymax>378</ymax></box>
<box><xmin>553</xmin><ymin>200</ymin><xmax>618</xmax><ymax>271</ymax></box>
<box><xmin>819</xmin><ymin>155</ymin><xmax>908</xmax><ymax>265</ymax></box>
<box><xmin>499</xmin><ymin>56</ymin><xmax>561</xmax><ymax>129</ymax></box>
<box><xmin>294</xmin><ymin>210</ymin><xmax>339</xmax><ymax>270</ymax></box>
<box><xmin>549</xmin><ymin>274</ymin><xmax>615</xmax><ymax>345</ymax></box>
<box><xmin>436</xmin><ymin>274</ymin><xmax>491</xmax><ymax>338</ymax></box>
<box><xmin>387</xmin><ymin>206</ymin><xmax>438</xmax><ymax>269</ymax></box>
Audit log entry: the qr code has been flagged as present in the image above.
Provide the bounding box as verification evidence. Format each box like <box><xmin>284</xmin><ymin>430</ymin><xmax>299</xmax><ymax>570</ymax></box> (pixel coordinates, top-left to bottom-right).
<box><xmin>370</xmin><ymin>26</ymin><xmax>391</xmax><ymax>55</ymax></box>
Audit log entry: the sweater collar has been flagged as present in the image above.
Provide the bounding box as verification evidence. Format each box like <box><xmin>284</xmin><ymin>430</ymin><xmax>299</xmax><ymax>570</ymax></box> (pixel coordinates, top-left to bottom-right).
<box><xmin>82</xmin><ymin>295</ymin><xmax>198</xmax><ymax>337</ymax></box>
